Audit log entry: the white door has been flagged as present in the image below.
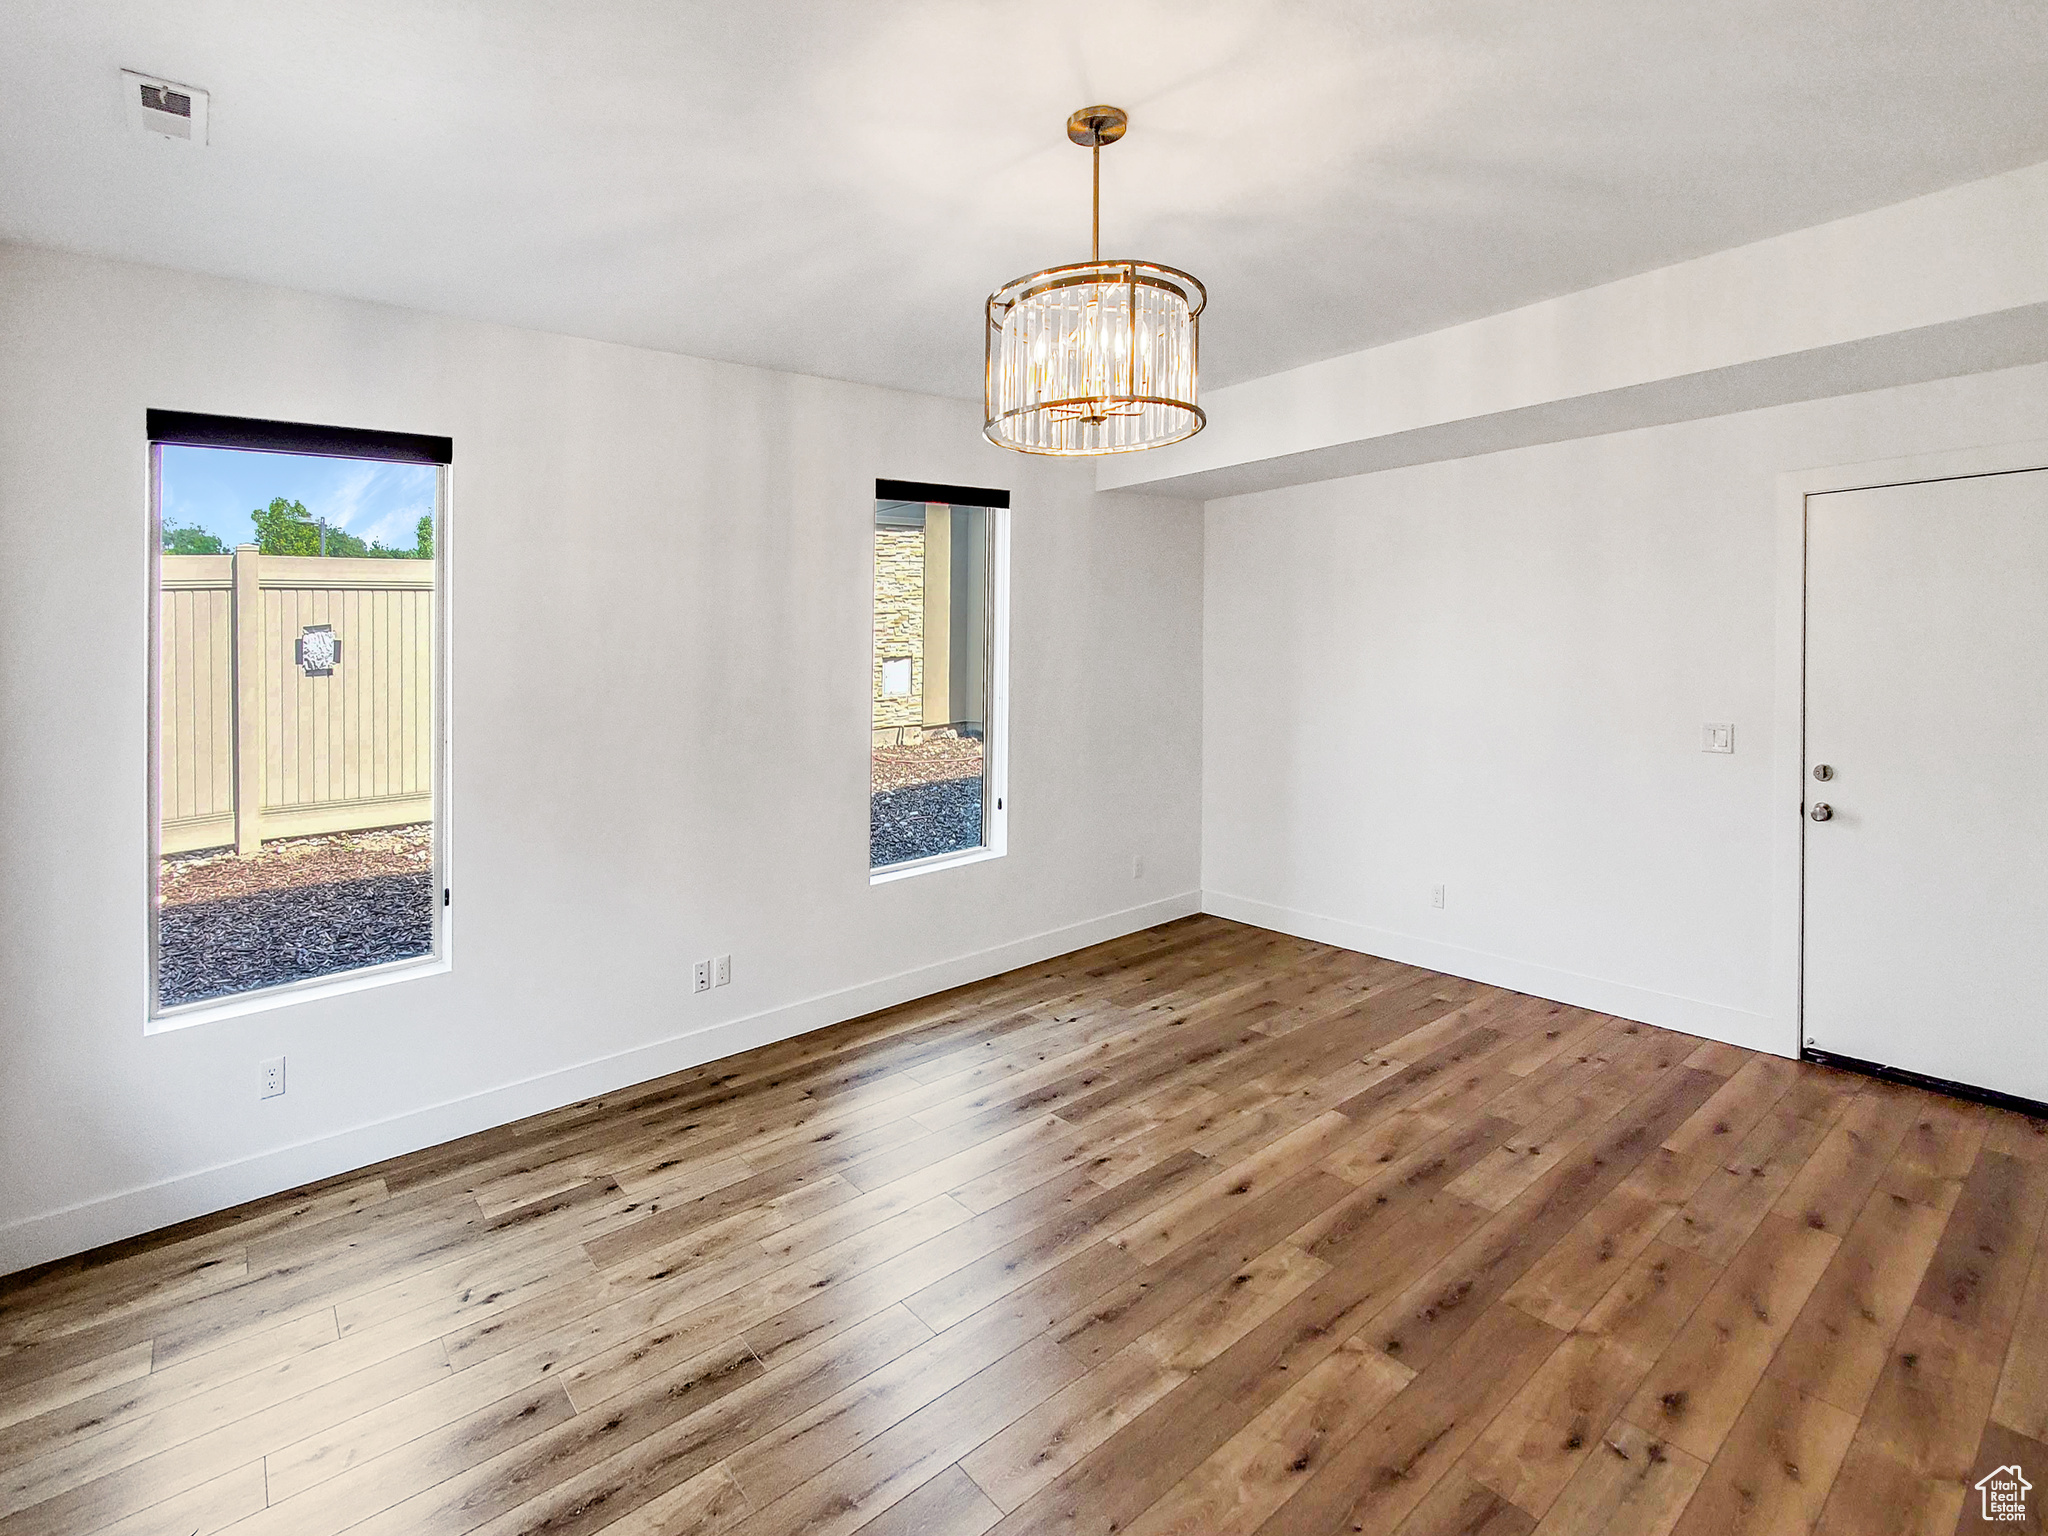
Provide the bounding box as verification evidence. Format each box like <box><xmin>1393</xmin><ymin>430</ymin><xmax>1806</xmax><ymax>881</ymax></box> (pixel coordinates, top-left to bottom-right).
<box><xmin>1804</xmin><ymin>468</ymin><xmax>2048</xmax><ymax>1105</ymax></box>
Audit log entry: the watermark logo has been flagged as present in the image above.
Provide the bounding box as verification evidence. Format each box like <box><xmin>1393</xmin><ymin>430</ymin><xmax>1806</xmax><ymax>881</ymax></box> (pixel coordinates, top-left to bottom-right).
<box><xmin>296</xmin><ymin>623</ymin><xmax>340</xmax><ymax>678</ymax></box>
<box><xmin>1976</xmin><ymin>1464</ymin><xmax>2031</xmax><ymax>1523</ymax></box>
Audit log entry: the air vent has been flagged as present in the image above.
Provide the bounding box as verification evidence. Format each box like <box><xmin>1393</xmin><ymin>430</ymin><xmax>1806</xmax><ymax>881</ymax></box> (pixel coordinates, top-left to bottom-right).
<box><xmin>122</xmin><ymin>70</ymin><xmax>208</xmax><ymax>143</ymax></box>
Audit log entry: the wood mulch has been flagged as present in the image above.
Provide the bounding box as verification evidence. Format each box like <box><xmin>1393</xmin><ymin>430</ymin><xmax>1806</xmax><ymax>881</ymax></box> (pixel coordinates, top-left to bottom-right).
<box><xmin>159</xmin><ymin>825</ymin><xmax>432</xmax><ymax>906</ymax></box>
<box><xmin>870</xmin><ymin>735</ymin><xmax>984</xmax><ymax>792</ymax></box>
<box><xmin>156</xmin><ymin>826</ymin><xmax>434</xmax><ymax>1008</ymax></box>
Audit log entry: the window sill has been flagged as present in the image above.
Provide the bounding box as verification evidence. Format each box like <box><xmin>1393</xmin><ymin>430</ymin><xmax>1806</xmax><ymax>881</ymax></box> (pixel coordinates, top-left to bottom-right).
<box><xmin>146</xmin><ymin>952</ymin><xmax>449</xmax><ymax>1033</ymax></box>
<box><xmin>870</xmin><ymin>845</ymin><xmax>1006</xmax><ymax>886</ymax></box>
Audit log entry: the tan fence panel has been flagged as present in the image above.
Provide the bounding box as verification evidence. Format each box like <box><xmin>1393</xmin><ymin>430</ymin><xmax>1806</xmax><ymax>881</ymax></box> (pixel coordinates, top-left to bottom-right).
<box><xmin>158</xmin><ymin>550</ymin><xmax>433</xmax><ymax>855</ymax></box>
<box><xmin>160</xmin><ymin>556</ymin><xmax>237</xmax><ymax>852</ymax></box>
<box><xmin>261</xmin><ymin>557</ymin><xmax>433</xmax><ymax>838</ymax></box>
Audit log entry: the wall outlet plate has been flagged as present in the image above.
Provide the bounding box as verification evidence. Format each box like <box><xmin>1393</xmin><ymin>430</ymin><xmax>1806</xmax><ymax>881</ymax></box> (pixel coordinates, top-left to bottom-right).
<box><xmin>714</xmin><ymin>954</ymin><xmax>732</xmax><ymax>987</ymax></box>
<box><xmin>260</xmin><ymin>1056</ymin><xmax>286</xmax><ymax>1099</ymax></box>
<box><xmin>693</xmin><ymin>960</ymin><xmax>712</xmax><ymax>994</ymax></box>
<box><xmin>1431</xmin><ymin>884</ymin><xmax>1446</xmax><ymax>909</ymax></box>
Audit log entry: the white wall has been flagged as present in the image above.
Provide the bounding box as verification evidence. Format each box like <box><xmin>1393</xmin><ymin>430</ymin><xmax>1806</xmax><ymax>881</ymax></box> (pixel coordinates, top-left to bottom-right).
<box><xmin>13</xmin><ymin>230</ymin><xmax>2046</xmax><ymax>1278</ymax></box>
<box><xmin>1201</xmin><ymin>361</ymin><xmax>2048</xmax><ymax>1053</ymax></box>
<box><xmin>1103</xmin><ymin>158</ymin><xmax>2048</xmax><ymax>501</ymax></box>
<box><xmin>0</xmin><ymin>242</ymin><xmax>1204</xmax><ymax>1274</ymax></box>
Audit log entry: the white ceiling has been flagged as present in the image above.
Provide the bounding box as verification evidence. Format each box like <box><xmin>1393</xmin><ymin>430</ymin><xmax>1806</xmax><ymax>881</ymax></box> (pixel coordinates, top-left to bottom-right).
<box><xmin>4</xmin><ymin>1</ymin><xmax>2046</xmax><ymax>401</ymax></box>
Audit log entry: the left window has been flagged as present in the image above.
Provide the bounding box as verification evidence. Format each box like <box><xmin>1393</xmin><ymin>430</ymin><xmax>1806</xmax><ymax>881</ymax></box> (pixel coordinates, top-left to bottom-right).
<box><xmin>148</xmin><ymin>412</ymin><xmax>449</xmax><ymax>1020</ymax></box>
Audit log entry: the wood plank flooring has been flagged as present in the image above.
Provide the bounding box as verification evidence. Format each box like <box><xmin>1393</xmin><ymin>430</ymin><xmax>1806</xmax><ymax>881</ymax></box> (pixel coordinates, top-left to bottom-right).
<box><xmin>3</xmin><ymin>914</ymin><xmax>2045</xmax><ymax>1536</ymax></box>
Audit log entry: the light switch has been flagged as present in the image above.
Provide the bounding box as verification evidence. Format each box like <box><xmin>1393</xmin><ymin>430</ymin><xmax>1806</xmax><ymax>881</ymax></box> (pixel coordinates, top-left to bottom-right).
<box><xmin>1701</xmin><ymin>723</ymin><xmax>1734</xmax><ymax>754</ymax></box>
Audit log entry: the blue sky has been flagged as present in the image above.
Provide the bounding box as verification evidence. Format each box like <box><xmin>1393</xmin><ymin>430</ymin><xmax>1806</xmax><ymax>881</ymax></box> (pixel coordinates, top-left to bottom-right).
<box><xmin>160</xmin><ymin>445</ymin><xmax>436</xmax><ymax>551</ymax></box>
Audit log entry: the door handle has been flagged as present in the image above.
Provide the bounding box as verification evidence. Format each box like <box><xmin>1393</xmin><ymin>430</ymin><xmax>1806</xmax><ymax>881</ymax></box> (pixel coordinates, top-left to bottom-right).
<box><xmin>1809</xmin><ymin>803</ymin><xmax>1833</xmax><ymax>822</ymax></box>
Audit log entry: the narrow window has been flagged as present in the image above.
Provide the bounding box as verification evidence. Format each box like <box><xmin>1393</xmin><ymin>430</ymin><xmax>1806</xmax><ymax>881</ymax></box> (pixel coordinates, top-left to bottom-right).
<box><xmin>148</xmin><ymin>412</ymin><xmax>450</xmax><ymax>1019</ymax></box>
<box><xmin>870</xmin><ymin>479</ymin><xmax>1008</xmax><ymax>878</ymax></box>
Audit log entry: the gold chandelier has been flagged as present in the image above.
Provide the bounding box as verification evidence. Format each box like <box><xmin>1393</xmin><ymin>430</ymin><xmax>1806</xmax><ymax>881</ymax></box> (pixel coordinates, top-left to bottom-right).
<box><xmin>984</xmin><ymin>106</ymin><xmax>1206</xmax><ymax>456</ymax></box>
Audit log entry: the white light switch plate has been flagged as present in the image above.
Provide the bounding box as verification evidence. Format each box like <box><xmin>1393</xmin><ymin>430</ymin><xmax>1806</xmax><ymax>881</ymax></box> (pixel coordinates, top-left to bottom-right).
<box><xmin>1702</xmin><ymin>723</ymin><xmax>1734</xmax><ymax>753</ymax></box>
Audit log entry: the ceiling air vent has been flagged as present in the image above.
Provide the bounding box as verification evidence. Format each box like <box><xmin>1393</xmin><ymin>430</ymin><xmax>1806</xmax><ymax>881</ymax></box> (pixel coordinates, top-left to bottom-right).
<box><xmin>122</xmin><ymin>70</ymin><xmax>208</xmax><ymax>143</ymax></box>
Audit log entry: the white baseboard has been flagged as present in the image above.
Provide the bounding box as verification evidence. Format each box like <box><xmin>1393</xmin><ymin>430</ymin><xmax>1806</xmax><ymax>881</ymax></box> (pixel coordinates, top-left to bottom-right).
<box><xmin>0</xmin><ymin>891</ymin><xmax>1202</xmax><ymax>1277</ymax></box>
<box><xmin>1202</xmin><ymin>890</ymin><xmax>1789</xmax><ymax>1057</ymax></box>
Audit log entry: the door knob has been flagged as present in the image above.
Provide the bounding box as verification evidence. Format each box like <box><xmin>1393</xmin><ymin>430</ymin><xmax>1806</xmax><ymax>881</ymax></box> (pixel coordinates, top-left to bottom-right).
<box><xmin>1809</xmin><ymin>803</ymin><xmax>1833</xmax><ymax>822</ymax></box>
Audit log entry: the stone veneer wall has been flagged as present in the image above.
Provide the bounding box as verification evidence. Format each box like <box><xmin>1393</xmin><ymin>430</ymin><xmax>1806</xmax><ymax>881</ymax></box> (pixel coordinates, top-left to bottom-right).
<box><xmin>873</xmin><ymin>527</ymin><xmax>924</xmax><ymax>732</ymax></box>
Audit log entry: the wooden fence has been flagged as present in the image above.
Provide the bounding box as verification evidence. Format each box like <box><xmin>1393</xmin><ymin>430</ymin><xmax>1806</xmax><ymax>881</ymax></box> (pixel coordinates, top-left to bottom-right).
<box><xmin>160</xmin><ymin>547</ymin><xmax>434</xmax><ymax>855</ymax></box>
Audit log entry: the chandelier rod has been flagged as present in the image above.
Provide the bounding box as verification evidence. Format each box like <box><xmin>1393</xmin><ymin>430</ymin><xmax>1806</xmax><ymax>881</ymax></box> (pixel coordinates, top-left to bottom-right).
<box><xmin>1092</xmin><ymin>142</ymin><xmax>1100</xmax><ymax>262</ymax></box>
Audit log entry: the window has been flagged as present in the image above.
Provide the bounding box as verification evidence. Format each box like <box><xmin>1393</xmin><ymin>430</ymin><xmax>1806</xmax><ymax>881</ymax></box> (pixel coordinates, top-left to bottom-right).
<box><xmin>870</xmin><ymin>479</ymin><xmax>1007</xmax><ymax>879</ymax></box>
<box><xmin>148</xmin><ymin>411</ymin><xmax>449</xmax><ymax>1020</ymax></box>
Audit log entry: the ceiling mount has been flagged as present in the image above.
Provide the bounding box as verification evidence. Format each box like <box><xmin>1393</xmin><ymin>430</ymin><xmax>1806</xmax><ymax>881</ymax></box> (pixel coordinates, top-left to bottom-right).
<box><xmin>1065</xmin><ymin>106</ymin><xmax>1127</xmax><ymax>148</ymax></box>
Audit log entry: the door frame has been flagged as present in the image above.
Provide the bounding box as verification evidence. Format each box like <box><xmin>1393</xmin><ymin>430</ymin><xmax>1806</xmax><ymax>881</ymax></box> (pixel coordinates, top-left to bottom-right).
<box><xmin>1772</xmin><ymin>436</ymin><xmax>2048</xmax><ymax>1088</ymax></box>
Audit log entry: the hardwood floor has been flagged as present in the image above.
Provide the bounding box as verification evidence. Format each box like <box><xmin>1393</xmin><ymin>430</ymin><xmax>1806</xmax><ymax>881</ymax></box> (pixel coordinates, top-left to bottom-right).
<box><xmin>3</xmin><ymin>914</ymin><xmax>2045</xmax><ymax>1536</ymax></box>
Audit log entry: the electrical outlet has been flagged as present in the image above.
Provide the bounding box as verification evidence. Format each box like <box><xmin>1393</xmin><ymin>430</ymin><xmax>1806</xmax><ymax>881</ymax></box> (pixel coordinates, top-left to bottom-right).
<box><xmin>1431</xmin><ymin>884</ymin><xmax>1446</xmax><ymax>910</ymax></box>
<box><xmin>1132</xmin><ymin>854</ymin><xmax>1145</xmax><ymax>880</ymax></box>
<box><xmin>692</xmin><ymin>960</ymin><xmax>712</xmax><ymax>994</ymax></box>
<box><xmin>260</xmin><ymin>1056</ymin><xmax>286</xmax><ymax>1099</ymax></box>
<box><xmin>715</xmin><ymin>954</ymin><xmax>732</xmax><ymax>987</ymax></box>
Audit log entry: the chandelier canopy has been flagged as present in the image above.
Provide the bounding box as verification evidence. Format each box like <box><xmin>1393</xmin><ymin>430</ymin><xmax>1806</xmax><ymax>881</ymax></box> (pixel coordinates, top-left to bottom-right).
<box><xmin>984</xmin><ymin>107</ymin><xmax>1206</xmax><ymax>457</ymax></box>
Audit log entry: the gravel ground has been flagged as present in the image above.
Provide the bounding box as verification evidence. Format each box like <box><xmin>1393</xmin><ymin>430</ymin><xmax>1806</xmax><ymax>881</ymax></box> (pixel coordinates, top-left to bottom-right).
<box><xmin>870</xmin><ymin>736</ymin><xmax>986</xmax><ymax>867</ymax></box>
<box><xmin>158</xmin><ymin>826</ymin><xmax>434</xmax><ymax>1008</ymax></box>
<box><xmin>871</xmin><ymin>777</ymin><xmax>985</xmax><ymax>867</ymax></box>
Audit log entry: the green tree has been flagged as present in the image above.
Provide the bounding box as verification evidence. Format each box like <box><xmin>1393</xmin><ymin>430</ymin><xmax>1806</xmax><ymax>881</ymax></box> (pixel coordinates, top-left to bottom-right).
<box><xmin>160</xmin><ymin>518</ymin><xmax>226</xmax><ymax>554</ymax></box>
<box><xmin>247</xmin><ymin>497</ymin><xmax>432</xmax><ymax>558</ymax></box>
<box><xmin>354</xmin><ymin>514</ymin><xmax>431</xmax><ymax>559</ymax></box>
<box><xmin>250</xmin><ymin>497</ymin><xmax>320</xmax><ymax>556</ymax></box>
<box><xmin>321</xmin><ymin>526</ymin><xmax>371</xmax><ymax>558</ymax></box>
